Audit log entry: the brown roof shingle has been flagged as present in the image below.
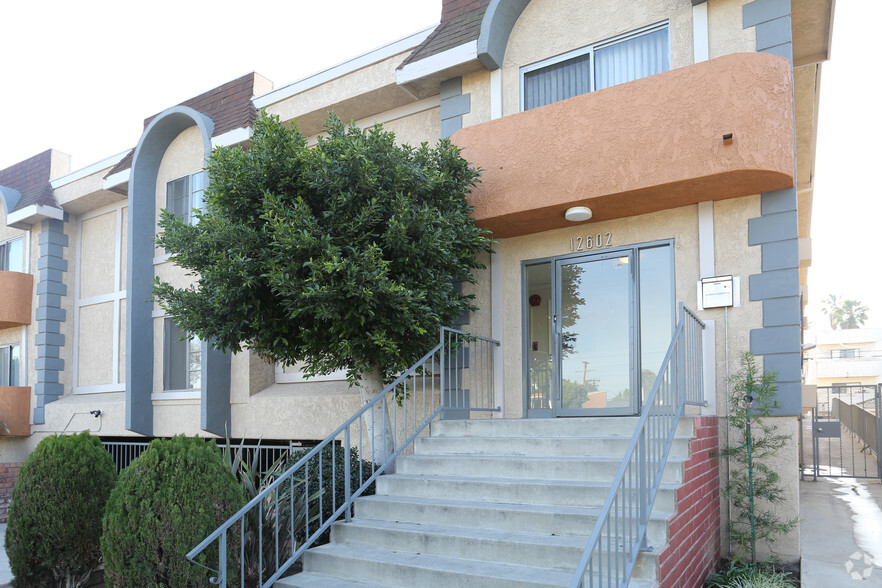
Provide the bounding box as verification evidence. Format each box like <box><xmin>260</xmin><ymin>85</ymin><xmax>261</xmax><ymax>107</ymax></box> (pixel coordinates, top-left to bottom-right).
<box><xmin>0</xmin><ymin>150</ymin><xmax>59</xmax><ymax>213</ymax></box>
<box><xmin>106</xmin><ymin>72</ymin><xmax>262</xmax><ymax>177</ymax></box>
<box><xmin>399</xmin><ymin>0</ymin><xmax>491</xmax><ymax>69</ymax></box>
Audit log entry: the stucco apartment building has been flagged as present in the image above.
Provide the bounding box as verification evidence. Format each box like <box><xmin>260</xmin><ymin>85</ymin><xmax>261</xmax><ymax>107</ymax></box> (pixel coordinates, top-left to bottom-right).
<box><xmin>2</xmin><ymin>0</ymin><xmax>832</xmax><ymax>581</ymax></box>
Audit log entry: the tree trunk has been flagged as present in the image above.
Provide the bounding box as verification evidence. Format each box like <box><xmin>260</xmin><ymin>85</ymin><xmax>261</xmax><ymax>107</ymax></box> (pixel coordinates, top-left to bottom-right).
<box><xmin>358</xmin><ymin>368</ymin><xmax>396</xmax><ymax>469</ymax></box>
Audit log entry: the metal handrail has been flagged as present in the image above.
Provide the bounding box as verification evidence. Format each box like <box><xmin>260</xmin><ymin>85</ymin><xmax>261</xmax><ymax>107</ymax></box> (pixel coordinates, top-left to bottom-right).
<box><xmin>570</xmin><ymin>303</ymin><xmax>705</xmax><ymax>587</ymax></box>
<box><xmin>186</xmin><ymin>327</ymin><xmax>499</xmax><ymax>587</ymax></box>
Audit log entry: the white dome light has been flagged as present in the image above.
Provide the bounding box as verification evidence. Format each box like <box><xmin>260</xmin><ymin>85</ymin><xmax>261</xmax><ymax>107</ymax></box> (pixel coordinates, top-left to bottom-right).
<box><xmin>565</xmin><ymin>206</ymin><xmax>593</xmax><ymax>222</ymax></box>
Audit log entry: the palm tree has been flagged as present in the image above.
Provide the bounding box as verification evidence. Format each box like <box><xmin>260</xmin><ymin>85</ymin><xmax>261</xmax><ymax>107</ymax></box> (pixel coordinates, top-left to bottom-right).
<box><xmin>838</xmin><ymin>299</ymin><xmax>869</xmax><ymax>329</ymax></box>
<box><xmin>821</xmin><ymin>294</ymin><xmax>869</xmax><ymax>329</ymax></box>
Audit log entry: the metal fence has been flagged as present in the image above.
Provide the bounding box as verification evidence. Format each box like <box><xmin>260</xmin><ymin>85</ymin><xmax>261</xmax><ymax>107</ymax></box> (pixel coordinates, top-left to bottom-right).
<box><xmin>569</xmin><ymin>303</ymin><xmax>705</xmax><ymax>587</ymax></box>
<box><xmin>101</xmin><ymin>439</ymin><xmax>307</xmax><ymax>474</ymax></box>
<box><xmin>186</xmin><ymin>327</ymin><xmax>500</xmax><ymax>587</ymax></box>
<box><xmin>803</xmin><ymin>384</ymin><xmax>881</xmax><ymax>480</ymax></box>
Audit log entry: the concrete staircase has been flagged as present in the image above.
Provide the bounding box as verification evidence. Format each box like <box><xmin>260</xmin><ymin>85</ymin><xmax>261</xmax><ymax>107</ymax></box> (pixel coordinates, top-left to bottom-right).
<box><xmin>278</xmin><ymin>417</ymin><xmax>695</xmax><ymax>587</ymax></box>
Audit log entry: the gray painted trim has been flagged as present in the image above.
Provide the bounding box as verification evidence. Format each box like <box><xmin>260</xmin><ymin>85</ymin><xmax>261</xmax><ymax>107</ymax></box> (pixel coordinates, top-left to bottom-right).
<box><xmin>477</xmin><ymin>0</ymin><xmax>532</xmax><ymax>70</ymax></box>
<box><xmin>33</xmin><ymin>218</ymin><xmax>68</xmax><ymax>424</ymax></box>
<box><xmin>441</xmin><ymin>117</ymin><xmax>464</xmax><ymax>138</ymax></box>
<box><xmin>761</xmin><ymin>240</ymin><xmax>798</xmax><ymax>272</ymax></box>
<box><xmin>440</xmin><ymin>77</ymin><xmax>470</xmax><ymax>139</ymax></box>
<box><xmin>742</xmin><ymin>0</ymin><xmax>791</xmax><ymax>28</ymax></box>
<box><xmin>442</xmin><ymin>94</ymin><xmax>471</xmax><ymax>119</ymax></box>
<box><xmin>760</xmin><ymin>43</ymin><xmax>793</xmax><ymax>62</ymax></box>
<box><xmin>201</xmin><ymin>342</ymin><xmax>232</xmax><ymax>435</ymax></box>
<box><xmin>747</xmin><ymin>210</ymin><xmax>798</xmax><ymax>246</ymax></box>
<box><xmin>750</xmin><ymin>325</ymin><xmax>800</xmax><ymax>356</ymax></box>
<box><xmin>748</xmin><ymin>268</ymin><xmax>799</xmax><ymax>301</ymax></box>
<box><xmin>440</xmin><ymin>78</ymin><xmax>462</xmax><ymax>100</ymax></box>
<box><xmin>692</xmin><ymin>0</ymin><xmax>708</xmax><ymax>4</ymax></box>
<box><xmin>761</xmin><ymin>188</ymin><xmax>796</xmax><ymax>214</ymax></box>
<box><xmin>0</xmin><ymin>186</ymin><xmax>22</xmax><ymax>219</ymax></box>
<box><xmin>127</xmin><ymin>105</ymin><xmax>215</xmax><ymax>436</ymax></box>
<box><xmin>762</xmin><ymin>297</ymin><xmax>801</xmax><ymax>327</ymax></box>
<box><xmin>756</xmin><ymin>16</ymin><xmax>792</xmax><ymax>51</ymax></box>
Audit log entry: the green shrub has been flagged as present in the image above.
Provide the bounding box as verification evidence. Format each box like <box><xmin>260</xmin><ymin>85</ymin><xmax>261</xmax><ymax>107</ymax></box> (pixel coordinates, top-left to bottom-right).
<box><xmin>289</xmin><ymin>444</ymin><xmax>375</xmax><ymax>545</ymax></box>
<box><xmin>101</xmin><ymin>436</ymin><xmax>245</xmax><ymax>587</ymax></box>
<box><xmin>705</xmin><ymin>560</ymin><xmax>796</xmax><ymax>587</ymax></box>
<box><xmin>4</xmin><ymin>431</ymin><xmax>117</xmax><ymax>588</ymax></box>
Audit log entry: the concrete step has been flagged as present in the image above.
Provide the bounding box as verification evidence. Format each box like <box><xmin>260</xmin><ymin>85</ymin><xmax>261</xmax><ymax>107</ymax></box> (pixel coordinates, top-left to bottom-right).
<box><xmin>430</xmin><ymin>416</ymin><xmax>693</xmax><ymax>439</ymax></box>
<box><xmin>292</xmin><ymin>543</ymin><xmax>657</xmax><ymax>588</ymax></box>
<box><xmin>375</xmin><ymin>473</ymin><xmax>679</xmax><ymax>512</ymax></box>
<box><xmin>329</xmin><ymin>518</ymin><xmax>661</xmax><ymax>579</ymax></box>
<box><xmin>275</xmin><ymin>572</ymin><xmax>386</xmax><ymax>587</ymax></box>
<box><xmin>355</xmin><ymin>494</ymin><xmax>671</xmax><ymax>544</ymax></box>
<box><xmin>414</xmin><ymin>433</ymin><xmax>690</xmax><ymax>458</ymax></box>
<box><xmin>395</xmin><ymin>453</ymin><xmax>686</xmax><ymax>484</ymax></box>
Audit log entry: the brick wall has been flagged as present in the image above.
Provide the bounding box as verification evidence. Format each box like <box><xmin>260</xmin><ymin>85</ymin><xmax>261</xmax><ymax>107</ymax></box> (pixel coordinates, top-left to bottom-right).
<box><xmin>0</xmin><ymin>461</ymin><xmax>22</xmax><ymax>523</ymax></box>
<box><xmin>657</xmin><ymin>417</ymin><xmax>721</xmax><ymax>588</ymax></box>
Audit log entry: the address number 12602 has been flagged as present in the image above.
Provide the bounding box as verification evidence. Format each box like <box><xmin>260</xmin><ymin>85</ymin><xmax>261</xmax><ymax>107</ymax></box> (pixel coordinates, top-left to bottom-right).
<box><xmin>570</xmin><ymin>232</ymin><xmax>612</xmax><ymax>252</ymax></box>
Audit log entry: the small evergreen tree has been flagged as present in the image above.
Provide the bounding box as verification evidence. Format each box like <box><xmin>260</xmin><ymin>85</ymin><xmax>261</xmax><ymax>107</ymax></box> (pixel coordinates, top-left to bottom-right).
<box><xmin>719</xmin><ymin>353</ymin><xmax>798</xmax><ymax>562</ymax></box>
<box><xmin>101</xmin><ymin>436</ymin><xmax>245</xmax><ymax>587</ymax></box>
<box><xmin>4</xmin><ymin>431</ymin><xmax>117</xmax><ymax>588</ymax></box>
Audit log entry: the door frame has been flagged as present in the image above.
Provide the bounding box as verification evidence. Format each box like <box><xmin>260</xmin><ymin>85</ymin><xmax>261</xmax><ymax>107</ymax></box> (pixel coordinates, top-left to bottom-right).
<box><xmin>521</xmin><ymin>239</ymin><xmax>675</xmax><ymax>418</ymax></box>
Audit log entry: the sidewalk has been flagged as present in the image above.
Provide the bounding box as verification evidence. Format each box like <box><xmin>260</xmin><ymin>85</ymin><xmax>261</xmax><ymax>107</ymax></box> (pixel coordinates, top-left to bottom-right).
<box><xmin>800</xmin><ymin>477</ymin><xmax>882</xmax><ymax>586</ymax></box>
<box><xmin>0</xmin><ymin>523</ymin><xmax>10</xmax><ymax>586</ymax></box>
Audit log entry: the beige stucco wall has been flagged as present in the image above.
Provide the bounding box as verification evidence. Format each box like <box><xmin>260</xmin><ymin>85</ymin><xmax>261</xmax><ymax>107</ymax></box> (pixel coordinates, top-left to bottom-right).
<box><xmin>501</xmin><ymin>0</ymin><xmax>694</xmax><ymax>118</ymax></box>
<box><xmin>376</xmin><ymin>107</ymin><xmax>440</xmax><ymax>148</ymax></box>
<box><xmin>708</xmin><ymin>0</ymin><xmax>757</xmax><ymax>59</ymax></box>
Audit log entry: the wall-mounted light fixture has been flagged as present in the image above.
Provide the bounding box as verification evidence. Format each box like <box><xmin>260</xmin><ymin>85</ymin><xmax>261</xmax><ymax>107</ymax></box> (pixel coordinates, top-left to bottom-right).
<box><xmin>565</xmin><ymin>206</ymin><xmax>592</xmax><ymax>222</ymax></box>
<box><xmin>723</xmin><ymin>133</ymin><xmax>733</xmax><ymax>145</ymax></box>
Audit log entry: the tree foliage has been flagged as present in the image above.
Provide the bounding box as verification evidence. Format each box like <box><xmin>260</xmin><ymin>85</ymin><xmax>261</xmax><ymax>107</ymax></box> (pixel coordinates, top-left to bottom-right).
<box><xmin>821</xmin><ymin>294</ymin><xmax>869</xmax><ymax>329</ymax></box>
<box><xmin>154</xmin><ymin>113</ymin><xmax>493</xmax><ymax>383</ymax></box>
<box><xmin>4</xmin><ymin>432</ymin><xmax>117</xmax><ymax>588</ymax></box>
<box><xmin>101</xmin><ymin>436</ymin><xmax>245</xmax><ymax>587</ymax></box>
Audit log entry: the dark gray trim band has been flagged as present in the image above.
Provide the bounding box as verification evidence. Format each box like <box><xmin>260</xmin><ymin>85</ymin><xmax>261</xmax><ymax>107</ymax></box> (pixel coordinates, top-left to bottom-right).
<box><xmin>440</xmin><ymin>77</ymin><xmax>471</xmax><ymax>138</ymax></box>
<box><xmin>748</xmin><ymin>187</ymin><xmax>801</xmax><ymax>416</ymax></box>
<box><xmin>201</xmin><ymin>343</ymin><xmax>232</xmax><ymax>435</ymax></box>
<box><xmin>33</xmin><ymin>217</ymin><xmax>68</xmax><ymax>424</ymax></box>
<box><xmin>0</xmin><ymin>186</ymin><xmax>22</xmax><ymax>219</ymax></box>
<box><xmin>743</xmin><ymin>0</ymin><xmax>793</xmax><ymax>62</ymax></box>
<box><xmin>127</xmin><ymin>106</ymin><xmax>215</xmax><ymax>435</ymax></box>
<box><xmin>477</xmin><ymin>0</ymin><xmax>532</xmax><ymax>70</ymax></box>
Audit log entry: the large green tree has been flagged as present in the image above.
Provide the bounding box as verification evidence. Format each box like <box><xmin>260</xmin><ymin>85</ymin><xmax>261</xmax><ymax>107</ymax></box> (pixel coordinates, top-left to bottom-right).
<box><xmin>154</xmin><ymin>113</ymin><xmax>492</xmax><ymax>385</ymax></box>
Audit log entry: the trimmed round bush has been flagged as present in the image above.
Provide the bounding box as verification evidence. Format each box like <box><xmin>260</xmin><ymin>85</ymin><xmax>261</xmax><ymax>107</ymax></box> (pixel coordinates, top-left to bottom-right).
<box><xmin>101</xmin><ymin>435</ymin><xmax>245</xmax><ymax>587</ymax></box>
<box><xmin>4</xmin><ymin>431</ymin><xmax>118</xmax><ymax>588</ymax></box>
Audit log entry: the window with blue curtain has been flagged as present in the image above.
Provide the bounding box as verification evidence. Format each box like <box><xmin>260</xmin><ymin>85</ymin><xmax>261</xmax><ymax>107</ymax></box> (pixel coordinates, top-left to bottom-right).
<box><xmin>522</xmin><ymin>24</ymin><xmax>669</xmax><ymax>111</ymax></box>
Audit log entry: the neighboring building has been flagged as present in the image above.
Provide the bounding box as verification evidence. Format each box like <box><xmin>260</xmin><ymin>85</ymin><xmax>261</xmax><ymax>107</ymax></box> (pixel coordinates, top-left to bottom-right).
<box><xmin>805</xmin><ymin>328</ymin><xmax>882</xmax><ymax>388</ymax></box>
<box><xmin>1</xmin><ymin>0</ymin><xmax>833</xmax><ymax>579</ymax></box>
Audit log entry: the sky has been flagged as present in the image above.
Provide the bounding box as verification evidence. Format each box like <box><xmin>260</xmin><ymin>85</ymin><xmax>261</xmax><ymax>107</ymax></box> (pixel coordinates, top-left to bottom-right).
<box><xmin>0</xmin><ymin>1</ymin><xmax>876</xmax><ymax>328</ymax></box>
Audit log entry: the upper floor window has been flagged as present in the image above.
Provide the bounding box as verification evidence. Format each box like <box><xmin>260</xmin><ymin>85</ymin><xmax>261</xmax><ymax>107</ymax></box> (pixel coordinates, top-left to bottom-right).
<box><xmin>831</xmin><ymin>348</ymin><xmax>860</xmax><ymax>359</ymax></box>
<box><xmin>0</xmin><ymin>237</ymin><xmax>24</xmax><ymax>272</ymax></box>
<box><xmin>166</xmin><ymin>171</ymin><xmax>205</xmax><ymax>225</ymax></box>
<box><xmin>0</xmin><ymin>344</ymin><xmax>20</xmax><ymax>386</ymax></box>
<box><xmin>521</xmin><ymin>23</ymin><xmax>670</xmax><ymax>111</ymax></box>
<box><xmin>164</xmin><ymin>318</ymin><xmax>201</xmax><ymax>392</ymax></box>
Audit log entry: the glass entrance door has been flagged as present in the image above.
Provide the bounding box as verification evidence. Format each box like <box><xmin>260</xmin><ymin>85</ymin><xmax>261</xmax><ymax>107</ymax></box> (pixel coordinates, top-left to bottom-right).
<box><xmin>555</xmin><ymin>251</ymin><xmax>635</xmax><ymax>416</ymax></box>
<box><xmin>524</xmin><ymin>242</ymin><xmax>673</xmax><ymax>418</ymax></box>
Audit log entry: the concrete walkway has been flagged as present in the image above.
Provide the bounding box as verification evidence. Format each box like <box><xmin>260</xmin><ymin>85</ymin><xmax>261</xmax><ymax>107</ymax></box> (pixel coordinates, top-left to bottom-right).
<box><xmin>801</xmin><ymin>477</ymin><xmax>882</xmax><ymax>586</ymax></box>
<box><xmin>0</xmin><ymin>523</ymin><xmax>10</xmax><ymax>586</ymax></box>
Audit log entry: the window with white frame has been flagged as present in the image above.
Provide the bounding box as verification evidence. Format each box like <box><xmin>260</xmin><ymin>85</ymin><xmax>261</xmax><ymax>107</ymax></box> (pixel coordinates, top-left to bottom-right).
<box><xmin>73</xmin><ymin>205</ymin><xmax>127</xmax><ymax>394</ymax></box>
<box><xmin>0</xmin><ymin>344</ymin><xmax>20</xmax><ymax>387</ymax></box>
<box><xmin>0</xmin><ymin>237</ymin><xmax>24</xmax><ymax>272</ymax></box>
<box><xmin>164</xmin><ymin>318</ymin><xmax>202</xmax><ymax>392</ymax></box>
<box><xmin>520</xmin><ymin>23</ymin><xmax>670</xmax><ymax>111</ymax></box>
<box><xmin>166</xmin><ymin>171</ymin><xmax>205</xmax><ymax>224</ymax></box>
<box><xmin>831</xmin><ymin>348</ymin><xmax>860</xmax><ymax>359</ymax></box>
